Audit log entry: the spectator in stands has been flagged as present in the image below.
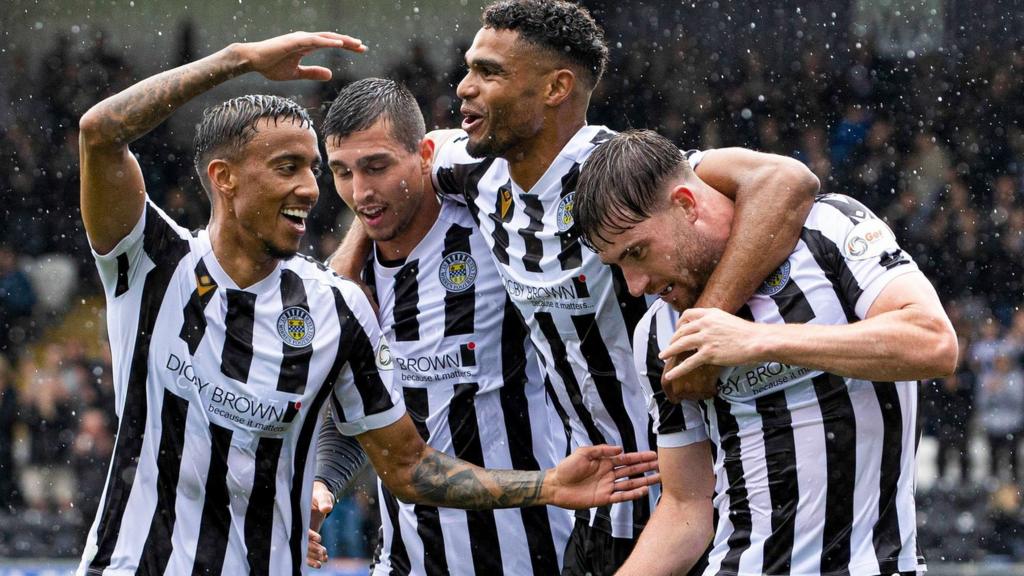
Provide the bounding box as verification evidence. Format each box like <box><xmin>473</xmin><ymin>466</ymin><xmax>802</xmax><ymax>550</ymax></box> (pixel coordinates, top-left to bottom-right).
<box><xmin>71</xmin><ymin>408</ymin><xmax>113</xmax><ymax>520</ymax></box>
<box><xmin>928</xmin><ymin>335</ymin><xmax>976</xmax><ymax>485</ymax></box>
<box><xmin>0</xmin><ymin>244</ymin><xmax>36</xmax><ymax>359</ymax></box>
<box><xmin>19</xmin><ymin>348</ymin><xmax>76</xmax><ymax>512</ymax></box>
<box><xmin>977</xmin><ymin>347</ymin><xmax>1024</xmax><ymax>483</ymax></box>
<box><xmin>0</xmin><ymin>355</ymin><xmax>21</xmax><ymax>512</ymax></box>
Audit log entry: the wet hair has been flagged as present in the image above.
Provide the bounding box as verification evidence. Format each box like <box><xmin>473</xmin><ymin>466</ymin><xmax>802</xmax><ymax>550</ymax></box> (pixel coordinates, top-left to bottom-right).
<box><xmin>321</xmin><ymin>78</ymin><xmax>425</xmax><ymax>153</ymax></box>
<box><xmin>193</xmin><ymin>94</ymin><xmax>313</xmax><ymax>200</ymax></box>
<box><xmin>574</xmin><ymin>129</ymin><xmax>691</xmax><ymax>250</ymax></box>
<box><xmin>482</xmin><ymin>0</ymin><xmax>609</xmax><ymax>88</ymax></box>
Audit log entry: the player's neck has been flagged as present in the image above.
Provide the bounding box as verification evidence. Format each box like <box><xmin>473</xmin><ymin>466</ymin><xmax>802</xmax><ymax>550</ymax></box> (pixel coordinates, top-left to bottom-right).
<box><xmin>507</xmin><ymin>116</ymin><xmax>586</xmax><ymax>192</ymax></box>
<box><xmin>207</xmin><ymin>221</ymin><xmax>280</xmax><ymax>289</ymax></box>
<box><xmin>374</xmin><ymin>181</ymin><xmax>442</xmax><ymax>262</ymax></box>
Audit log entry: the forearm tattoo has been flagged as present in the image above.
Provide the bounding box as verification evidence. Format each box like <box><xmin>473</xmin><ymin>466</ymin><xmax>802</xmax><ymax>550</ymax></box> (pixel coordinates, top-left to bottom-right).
<box><xmin>88</xmin><ymin>51</ymin><xmax>239</xmax><ymax>145</ymax></box>
<box><xmin>409</xmin><ymin>450</ymin><xmax>545</xmax><ymax>509</ymax></box>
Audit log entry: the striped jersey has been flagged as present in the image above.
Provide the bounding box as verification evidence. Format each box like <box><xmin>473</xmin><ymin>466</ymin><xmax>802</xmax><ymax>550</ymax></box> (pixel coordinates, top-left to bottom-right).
<box><xmin>79</xmin><ymin>200</ymin><xmax>404</xmax><ymax>575</ymax></box>
<box><xmin>633</xmin><ymin>194</ymin><xmax>926</xmax><ymax>576</ymax></box>
<box><xmin>365</xmin><ymin>200</ymin><xmax>572</xmax><ymax>576</ymax></box>
<box><xmin>432</xmin><ymin>125</ymin><xmax>703</xmax><ymax>538</ymax></box>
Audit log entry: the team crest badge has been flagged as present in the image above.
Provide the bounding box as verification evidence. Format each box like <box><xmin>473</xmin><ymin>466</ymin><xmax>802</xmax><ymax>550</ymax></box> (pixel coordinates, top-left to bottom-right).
<box><xmin>556</xmin><ymin>192</ymin><xmax>575</xmax><ymax>232</ymax></box>
<box><xmin>757</xmin><ymin>260</ymin><xmax>791</xmax><ymax>296</ymax></box>
<box><xmin>277</xmin><ymin>307</ymin><xmax>315</xmax><ymax>348</ymax></box>
<box><xmin>439</xmin><ymin>251</ymin><xmax>478</xmax><ymax>293</ymax></box>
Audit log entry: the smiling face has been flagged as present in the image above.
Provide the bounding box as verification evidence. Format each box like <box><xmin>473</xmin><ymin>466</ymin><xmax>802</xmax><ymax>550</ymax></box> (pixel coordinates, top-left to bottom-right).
<box><xmin>456</xmin><ymin>27</ymin><xmax>551</xmax><ymax>159</ymax></box>
<box><xmin>224</xmin><ymin>117</ymin><xmax>321</xmax><ymax>260</ymax></box>
<box><xmin>325</xmin><ymin>118</ymin><xmax>433</xmax><ymax>250</ymax></box>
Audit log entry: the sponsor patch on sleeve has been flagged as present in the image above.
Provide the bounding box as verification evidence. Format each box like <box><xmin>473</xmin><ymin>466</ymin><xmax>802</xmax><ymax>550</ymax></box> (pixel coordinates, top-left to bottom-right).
<box><xmin>841</xmin><ymin>219</ymin><xmax>899</xmax><ymax>261</ymax></box>
<box><xmin>375</xmin><ymin>335</ymin><xmax>394</xmax><ymax>371</ymax></box>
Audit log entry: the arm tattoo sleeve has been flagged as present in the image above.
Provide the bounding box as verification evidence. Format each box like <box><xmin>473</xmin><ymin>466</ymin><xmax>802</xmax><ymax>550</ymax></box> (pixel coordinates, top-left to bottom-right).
<box><xmin>408</xmin><ymin>450</ymin><xmax>545</xmax><ymax>509</ymax></box>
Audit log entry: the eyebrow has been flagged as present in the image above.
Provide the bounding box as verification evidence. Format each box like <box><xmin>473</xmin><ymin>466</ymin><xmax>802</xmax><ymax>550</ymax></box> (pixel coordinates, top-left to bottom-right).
<box><xmin>328</xmin><ymin>152</ymin><xmax>394</xmax><ymax>170</ymax></box>
<box><xmin>468</xmin><ymin>56</ymin><xmax>506</xmax><ymax>74</ymax></box>
<box><xmin>268</xmin><ymin>152</ymin><xmax>319</xmax><ymax>166</ymax></box>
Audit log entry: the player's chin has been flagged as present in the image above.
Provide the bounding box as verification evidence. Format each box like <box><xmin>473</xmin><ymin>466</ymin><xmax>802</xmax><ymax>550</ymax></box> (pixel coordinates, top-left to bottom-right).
<box><xmin>264</xmin><ymin>239</ymin><xmax>300</xmax><ymax>260</ymax></box>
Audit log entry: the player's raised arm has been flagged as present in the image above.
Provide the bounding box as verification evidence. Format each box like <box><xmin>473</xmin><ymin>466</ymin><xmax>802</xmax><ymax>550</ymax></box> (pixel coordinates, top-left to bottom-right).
<box><xmin>662</xmin><ymin>148</ymin><xmax>820</xmax><ymax>400</ymax></box>
<box><xmin>357</xmin><ymin>415</ymin><xmax>659</xmax><ymax>510</ymax></box>
<box><xmin>79</xmin><ymin>31</ymin><xmax>365</xmax><ymax>255</ymax></box>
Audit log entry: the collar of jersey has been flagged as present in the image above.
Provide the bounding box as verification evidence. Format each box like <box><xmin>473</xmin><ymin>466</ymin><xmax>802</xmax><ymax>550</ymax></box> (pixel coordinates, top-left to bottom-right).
<box><xmin>196</xmin><ymin>229</ymin><xmax>284</xmax><ymax>294</ymax></box>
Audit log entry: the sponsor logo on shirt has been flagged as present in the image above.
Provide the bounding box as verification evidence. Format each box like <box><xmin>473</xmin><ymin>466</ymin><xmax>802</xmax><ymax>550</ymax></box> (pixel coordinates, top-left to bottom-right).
<box><xmin>165</xmin><ymin>353</ymin><xmax>299</xmax><ymax>433</ymax></box>
<box><xmin>375</xmin><ymin>336</ymin><xmax>394</xmax><ymax>371</ymax></box>
<box><xmin>395</xmin><ymin>342</ymin><xmax>477</xmax><ymax>383</ymax></box>
<box><xmin>719</xmin><ymin>360</ymin><xmax>817</xmax><ymax>400</ymax></box>
<box><xmin>501</xmin><ymin>274</ymin><xmax>594</xmax><ymax>312</ymax></box>
<box><xmin>842</xmin><ymin>218</ymin><xmax>898</xmax><ymax>261</ymax></box>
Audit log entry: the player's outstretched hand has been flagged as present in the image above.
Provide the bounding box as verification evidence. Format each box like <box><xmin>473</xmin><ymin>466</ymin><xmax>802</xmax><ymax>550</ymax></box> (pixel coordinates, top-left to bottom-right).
<box><xmin>306</xmin><ymin>529</ymin><xmax>328</xmax><ymax>570</ymax></box>
<box><xmin>234</xmin><ymin>31</ymin><xmax>367</xmax><ymax>82</ymax></box>
<box><xmin>306</xmin><ymin>480</ymin><xmax>334</xmax><ymax>569</ymax></box>
<box><xmin>545</xmin><ymin>445</ymin><xmax>659</xmax><ymax>510</ymax></box>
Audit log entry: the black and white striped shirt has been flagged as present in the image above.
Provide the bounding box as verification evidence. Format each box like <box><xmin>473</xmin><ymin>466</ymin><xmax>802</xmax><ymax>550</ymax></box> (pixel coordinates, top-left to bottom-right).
<box><xmin>633</xmin><ymin>195</ymin><xmax>926</xmax><ymax>576</ymax></box>
<box><xmin>78</xmin><ymin>200</ymin><xmax>404</xmax><ymax>575</ymax></box>
<box><xmin>432</xmin><ymin>125</ymin><xmax>702</xmax><ymax>538</ymax></box>
<box><xmin>365</xmin><ymin>200</ymin><xmax>571</xmax><ymax>575</ymax></box>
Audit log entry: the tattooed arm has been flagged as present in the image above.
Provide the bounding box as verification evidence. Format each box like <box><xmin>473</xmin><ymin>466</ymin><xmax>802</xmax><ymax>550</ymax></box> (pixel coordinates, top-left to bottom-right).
<box><xmin>78</xmin><ymin>31</ymin><xmax>366</xmax><ymax>254</ymax></box>
<box><xmin>357</xmin><ymin>414</ymin><xmax>659</xmax><ymax>510</ymax></box>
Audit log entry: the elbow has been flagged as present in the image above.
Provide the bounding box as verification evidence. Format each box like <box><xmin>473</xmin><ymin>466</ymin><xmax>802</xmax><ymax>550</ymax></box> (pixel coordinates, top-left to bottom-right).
<box><xmin>932</xmin><ymin>323</ymin><xmax>959</xmax><ymax>377</ymax></box>
<box><xmin>781</xmin><ymin>158</ymin><xmax>821</xmax><ymax>200</ymax></box>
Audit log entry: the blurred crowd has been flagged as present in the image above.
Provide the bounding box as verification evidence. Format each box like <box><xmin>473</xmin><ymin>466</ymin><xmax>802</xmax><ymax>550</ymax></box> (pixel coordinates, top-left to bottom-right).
<box><xmin>1</xmin><ymin>11</ymin><xmax>1023</xmax><ymax>563</ymax></box>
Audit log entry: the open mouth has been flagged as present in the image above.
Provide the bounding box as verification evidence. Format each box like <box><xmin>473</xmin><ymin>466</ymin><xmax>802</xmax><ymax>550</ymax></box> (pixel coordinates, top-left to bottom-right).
<box><xmin>461</xmin><ymin>107</ymin><xmax>484</xmax><ymax>133</ymax></box>
<box><xmin>358</xmin><ymin>205</ymin><xmax>387</xmax><ymax>226</ymax></box>
<box><xmin>281</xmin><ymin>208</ymin><xmax>308</xmax><ymax>229</ymax></box>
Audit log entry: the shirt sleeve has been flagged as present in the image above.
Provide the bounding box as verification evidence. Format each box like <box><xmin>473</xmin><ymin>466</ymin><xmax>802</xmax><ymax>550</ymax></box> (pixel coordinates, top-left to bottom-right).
<box><xmin>315</xmin><ymin>406</ymin><xmax>369</xmax><ymax>499</ymax></box>
<box><xmin>91</xmin><ymin>199</ymin><xmax>191</xmax><ymax>300</ymax></box>
<box><xmin>632</xmin><ymin>302</ymin><xmax>708</xmax><ymax>449</ymax></box>
<box><xmin>431</xmin><ymin>131</ymin><xmax>473</xmax><ymax>206</ymax></box>
<box><xmin>329</xmin><ymin>281</ymin><xmax>406</xmax><ymax>436</ymax></box>
<box><xmin>803</xmin><ymin>195</ymin><xmax>922</xmax><ymax>319</ymax></box>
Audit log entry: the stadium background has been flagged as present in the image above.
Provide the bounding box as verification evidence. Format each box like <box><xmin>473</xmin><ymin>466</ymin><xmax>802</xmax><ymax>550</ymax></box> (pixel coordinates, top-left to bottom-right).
<box><xmin>1</xmin><ymin>0</ymin><xmax>1022</xmax><ymax>574</ymax></box>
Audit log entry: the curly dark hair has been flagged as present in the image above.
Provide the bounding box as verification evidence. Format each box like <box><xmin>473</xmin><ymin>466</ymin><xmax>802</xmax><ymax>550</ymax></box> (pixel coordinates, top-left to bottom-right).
<box><xmin>482</xmin><ymin>0</ymin><xmax>609</xmax><ymax>88</ymax></box>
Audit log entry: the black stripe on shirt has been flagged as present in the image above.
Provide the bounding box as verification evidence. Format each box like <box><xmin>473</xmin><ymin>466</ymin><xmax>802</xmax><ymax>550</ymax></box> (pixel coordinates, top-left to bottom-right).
<box><xmin>557</xmin><ymin>163</ymin><xmax>583</xmax><ymax>271</ymax></box>
<box><xmin>544</xmin><ymin>375</ymin><xmax>573</xmax><ymax>457</ymax></box>
<box><xmin>115</xmin><ymin>253</ymin><xmax>130</xmax><ymax>296</ymax></box>
<box><xmin>192</xmin><ymin>422</ymin><xmax>234</xmax><ymax>576</ymax></box>
<box><xmin>381</xmin><ymin>487</ymin><xmax>412</xmax><ymax>575</ymax></box>
<box><xmin>714</xmin><ymin>396</ymin><xmax>753</xmax><ymax>574</ymax></box>
<box><xmin>277</xmin><ymin>269</ymin><xmax>313</xmax><ymax>393</ymax></box>
<box><xmin>571</xmin><ymin>313</ymin><xmax>650</xmax><ymax>532</ymax></box>
<box><xmin>221</xmin><ymin>289</ymin><xmax>257</xmax><ymax>383</ymax></box>
<box><xmin>755</xmin><ymin>390</ymin><xmax>798</xmax><ymax>574</ymax></box>
<box><xmin>330</xmin><ymin>286</ymin><xmax>396</xmax><ymax>419</ymax></box>
<box><xmin>449</xmin><ymin>383</ymin><xmax>504</xmax><ymax>575</ymax></box>
<box><xmin>801</xmin><ymin>228</ymin><xmax>864</xmax><ymax>323</ymax></box>
<box><xmin>873</xmin><ymin>381</ymin><xmax>906</xmax><ymax>574</ymax></box>
<box><xmin>817</xmin><ymin>194</ymin><xmax>874</xmax><ymax>224</ymax></box>
<box><xmin>89</xmin><ymin>205</ymin><xmax>188</xmax><ymax>572</ymax></box>
<box><xmin>611</xmin><ymin>265</ymin><xmax>648</xmax><ymax>341</ymax></box>
<box><xmin>288</xmin><ymin>369</ymin><xmax>342</xmax><ymax>575</ymax></box>
<box><xmin>442</xmin><ymin>223</ymin><xmax>476</xmax><ymax>337</ymax></box>
<box><xmin>136</xmin><ymin>390</ymin><xmax>190</xmax><ymax>575</ymax></box>
<box><xmin>393</xmin><ymin>260</ymin><xmax>421</xmax><ymax>342</ymax></box>
<box><xmin>499</xmin><ymin>298</ymin><xmax>560</xmax><ymax>574</ymax></box>
<box><xmin>646</xmin><ymin>314</ymin><xmax>687</xmax><ymax>436</ymax></box>
<box><xmin>770</xmin><ymin>269</ymin><xmax>816</xmax><ymax>324</ymax></box>
<box><xmin>518</xmin><ymin>193</ymin><xmax>545</xmax><ymax>273</ymax></box>
<box><xmin>244</xmin><ymin>437</ymin><xmax>284</xmax><ymax>576</ymax></box>
<box><xmin>180</xmin><ymin>259</ymin><xmax>217</xmax><ymax>355</ymax></box>
<box><xmin>535</xmin><ymin>312</ymin><xmax>606</xmax><ymax>446</ymax></box>
<box><xmin>489</xmin><ymin>179</ymin><xmax>514</xmax><ymax>266</ymax></box>
<box><xmin>400</xmin><ymin>387</ymin><xmax>449</xmax><ymax>574</ymax></box>
<box><xmin>812</xmin><ymin>372</ymin><xmax>856</xmax><ymax>575</ymax></box>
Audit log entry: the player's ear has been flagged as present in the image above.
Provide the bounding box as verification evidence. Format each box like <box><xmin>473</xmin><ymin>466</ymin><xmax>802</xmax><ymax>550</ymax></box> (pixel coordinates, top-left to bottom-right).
<box><xmin>545</xmin><ymin>68</ymin><xmax>575</xmax><ymax>107</ymax></box>
<box><xmin>208</xmin><ymin>159</ymin><xmax>236</xmax><ymax>198</ymax></box>
<box><xmin>419</xmin><ymin>137</ymin><xmax>435</xmax><ymax>175</ymax></box>
<box><xmin>669</xmin><ymin>184</ymin><xmax>698</xmax><ymax>222</ymax></box>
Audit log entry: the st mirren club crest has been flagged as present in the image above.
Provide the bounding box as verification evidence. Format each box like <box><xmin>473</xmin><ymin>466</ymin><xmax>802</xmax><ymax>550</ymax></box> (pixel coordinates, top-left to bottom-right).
<box><xmin>556</xmin><ymin>192</ymin><xmax>575</xmax><ymax>232</ymax></box>
<box><xmin>757</xmin><ymin>260</ymin><xmax>791</xmax><ymax>296</ymax></box>
<box><xmin>438</xmin><ymin>251</ymin><xmax>478</xmax><ymax>293</ymax></box>
<box><xmin>277</xmin><ymin>306</ymin><xmax>315</xmax><ymax>348</ymax></box>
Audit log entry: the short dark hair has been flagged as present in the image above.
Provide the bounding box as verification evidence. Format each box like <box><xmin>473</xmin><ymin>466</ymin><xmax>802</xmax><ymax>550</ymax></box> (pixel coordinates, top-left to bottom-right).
<box><xmin>321</xmin><ymin>78</ymin><xmax>425</xmax><ymax>153</ymax></box>
<box><xmin>482</xmin><ymin>0</ymin><xmax>609</xmax><ymax>88</ymax></box>
<box><xmin>193</xmin><ymin>94</ymin><xmax>312</xmax><ymax>199</ymax></box>
<box><xmin>574</xmin><ymin>129</ymin><xmax>689</xmax><ymax>250</ymax></box>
